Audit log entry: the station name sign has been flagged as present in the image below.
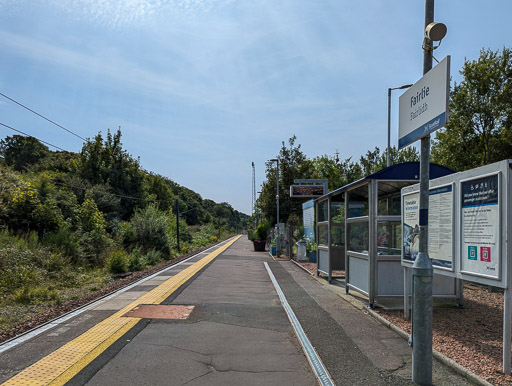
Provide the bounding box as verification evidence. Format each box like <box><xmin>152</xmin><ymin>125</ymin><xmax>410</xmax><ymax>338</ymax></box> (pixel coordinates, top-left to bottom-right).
<box><xmin>398</xmin><ymin>55</ymin><xmax>450</xmax><ymax>149</ymax></box>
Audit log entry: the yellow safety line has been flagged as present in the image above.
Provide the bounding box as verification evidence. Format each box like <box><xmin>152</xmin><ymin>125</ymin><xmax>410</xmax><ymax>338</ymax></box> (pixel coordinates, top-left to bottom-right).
<box><xmin>3</xmin><ymin>236</ymin><xmax>241</xmax><ymax>386</ymax></box>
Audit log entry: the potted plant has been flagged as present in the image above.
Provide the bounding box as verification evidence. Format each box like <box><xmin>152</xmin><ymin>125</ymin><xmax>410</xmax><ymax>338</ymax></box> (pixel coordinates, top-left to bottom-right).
<box><xmin>269</xmin><ymin>239</ymin><xmax>277</xmax><ymax>256</ymax></box>
<box><xmin>251</xmin><ymin>223</ymin><xmax>269</xmax><ymax>252</ymax></box>
<box><xmin>306</xmin><ymin>241</ymin><xmax>317</xmax><ymax>263</ymax></box>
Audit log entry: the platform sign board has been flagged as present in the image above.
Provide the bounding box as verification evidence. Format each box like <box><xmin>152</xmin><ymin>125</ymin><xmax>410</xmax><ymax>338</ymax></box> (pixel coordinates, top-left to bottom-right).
<box><xmin>290</xmin><ymin>184</ymin><xmax>325</xmax><ymax>198</ymax></box>
<box><xmin>398</xmin><ymin>56</ymin><xmax>450</xmax><ymax>149</ymax></box>
<box><xmin>402</xmin><ymin>184</ymin><xmax>454</xmax><ymax>270</ymax></box>
<box><xmin>460</xmin><ymin>174</ymin><xmax>500</xmax><ymax>279</ymax></box>
<box><xmin>290</xmin><ymin>179</ymin><xmax>328</xmax><ymax>198</ymax></box>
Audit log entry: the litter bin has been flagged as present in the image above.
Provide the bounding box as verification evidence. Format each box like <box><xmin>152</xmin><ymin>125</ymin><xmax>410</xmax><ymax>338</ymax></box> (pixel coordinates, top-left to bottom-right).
<box><xmin>296</xmin><ymin>241</ymin><xmax>307</xmax><ymax>261</ymax></box>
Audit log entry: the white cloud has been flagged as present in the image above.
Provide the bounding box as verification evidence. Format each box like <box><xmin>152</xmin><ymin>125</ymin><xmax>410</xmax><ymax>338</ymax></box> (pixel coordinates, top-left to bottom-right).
<box><xmin>49</xmin><ymin>0</ymin><xmax>236</xmax><ymax>28</ymax></box>
<box><xmin>0</xmin><ymin>0</ymin><xmax>236</xmax><ymax>28</ymax></box>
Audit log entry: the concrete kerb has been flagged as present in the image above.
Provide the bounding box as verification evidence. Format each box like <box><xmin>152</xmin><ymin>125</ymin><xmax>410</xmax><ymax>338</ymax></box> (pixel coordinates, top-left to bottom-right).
<box><xmin>270</xmin><ymin>252</ymin><xmax>291</xmax><ymax>261</ymax></box>
<box><xmin>288</xmin><ymin>261</ymin><xmax>492</xmax><ymax>386</ymax></box>
<box><xmin>290</xmin><ymin>259</ymin><xmax>315</xmax><ymax>276</ymax></box>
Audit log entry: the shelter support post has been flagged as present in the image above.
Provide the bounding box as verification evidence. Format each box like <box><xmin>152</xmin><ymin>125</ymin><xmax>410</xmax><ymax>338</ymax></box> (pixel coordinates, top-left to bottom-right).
<box><xmin>344</xmin><ymin>192</ymin><xmax>349</xmax><ymax>294</ymax></box>
<box><xmin>369</xmin><ymin>180</ymin><xmax>377</xmax><ymax>308</ymax></box>
<box><xmin>315</xmin><ymin>201</ymin><xmax>319</xmax><ymax>277</ymax></box>
<box><xmin>456</xmin><ymin>278</ymin><xmax>464</xmax><ymax>307</ymax></box>
<box><xmin>503</xmin><ymin>286</ymin><xmax>512</xmax><ymax>375</ymax></box>
<box><xmin>404</xmin><ymin>266</ymin><xmax>410</xmax><ymax>319</ymax></box>
<box><xmin>328</xmin><ymin>196</ymin><xmax>332</xmax><ymax>284</ymax></box>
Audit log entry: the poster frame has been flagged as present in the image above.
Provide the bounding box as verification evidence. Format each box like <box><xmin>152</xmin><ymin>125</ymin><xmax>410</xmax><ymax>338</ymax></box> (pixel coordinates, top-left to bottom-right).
<box><xmin>401</xmin><ymin>183</ymin><xmax>455</xmax><ymax>272</ymax></box>
<box><xmin>459</xmin><ymin>171</ymin><xmax>502</xmax><ymax>281</ymax></box>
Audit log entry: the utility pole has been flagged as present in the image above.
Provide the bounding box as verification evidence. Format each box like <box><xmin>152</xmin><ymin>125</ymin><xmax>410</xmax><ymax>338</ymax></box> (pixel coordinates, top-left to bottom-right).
<box><xmin>270</xmin><ymin>159</ymin><xmax>280</xmax><ymax>256</ymax></box>
<box><xmin>411</xmin><ymin>0</ymin><xmax>434</xmax><ymax>384</ymax></box>
<box><xmin>252</xmin><ymin>162</ymin><xmax>256</xmax><ymax>217</ymax></box>
<box><xmin>175</xmin><ymin>198</ymin><xmax>180</xmax><ymax>253</ymax></box>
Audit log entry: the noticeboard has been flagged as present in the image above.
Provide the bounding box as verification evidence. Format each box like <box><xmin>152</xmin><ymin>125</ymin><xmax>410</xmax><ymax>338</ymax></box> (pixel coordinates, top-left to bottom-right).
<box><xmin>401</xmin><ymin>160</ymin><xmax>509</xmax><ymax>289</ymax></box>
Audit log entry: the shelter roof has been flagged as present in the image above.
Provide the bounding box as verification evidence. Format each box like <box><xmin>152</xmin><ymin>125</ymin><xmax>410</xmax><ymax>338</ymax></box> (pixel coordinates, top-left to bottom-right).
<box><xmin>315</xmin><ymin>162</ymin><xmax>454</xmax><ymax>202</ymax></box>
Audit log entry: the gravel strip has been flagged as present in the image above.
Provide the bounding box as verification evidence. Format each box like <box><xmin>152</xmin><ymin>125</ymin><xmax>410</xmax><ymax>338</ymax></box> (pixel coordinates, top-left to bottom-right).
<box><xmin>295</xmin><ymin>261</ymin><xmax>510</xmax><ymax>386</ymax></box>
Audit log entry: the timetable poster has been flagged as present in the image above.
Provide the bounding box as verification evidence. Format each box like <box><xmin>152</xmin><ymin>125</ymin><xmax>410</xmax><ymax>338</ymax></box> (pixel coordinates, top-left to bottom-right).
<box><xmin>428</xmin><ymin>185</ymin><xmax>453</xmax><ymax>269</ymax></box>
<box><xmin>403</xmin><ymin>192</ymin><xmax>420</xmax><ymax>263</ymax></box>
<box><xmin>461</xmin><ymin>174</ymin><xmax>500</xmax><ymax>278</ymax></box>
<box><xmin>402</xmin><ymin>187</ymin><xmax>453</xmax><ymax>268</ymax></box>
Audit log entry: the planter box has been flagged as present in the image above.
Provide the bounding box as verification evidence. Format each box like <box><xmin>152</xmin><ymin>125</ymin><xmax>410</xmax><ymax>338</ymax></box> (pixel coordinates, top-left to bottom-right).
<box><xmin>253</xmin><ymin>240</ymin><xmax>266</xmax><ymax>252</ymax></box>
<box><xmin>270</xmin><ymin>246</ymin><xmax>276</xmax><ymax>256</ymax></box>
<box><xmin>309</xmin><ymin>251</ymin><xmax>317</xmax><ymax>263</ymax></box>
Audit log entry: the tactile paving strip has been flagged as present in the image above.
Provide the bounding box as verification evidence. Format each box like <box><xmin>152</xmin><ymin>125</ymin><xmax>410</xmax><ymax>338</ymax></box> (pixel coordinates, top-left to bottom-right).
<box><xmin>3</xmin><ymin>236</ymin><xmax>240</xmax><ymax>386</ymax></box>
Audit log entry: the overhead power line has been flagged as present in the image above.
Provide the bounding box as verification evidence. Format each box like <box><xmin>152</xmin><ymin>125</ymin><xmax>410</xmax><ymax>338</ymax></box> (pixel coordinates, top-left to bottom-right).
<box><xmin>0</xmin><ymin>122</ymin><xmax>67</xmax><ymax>152</ymax></box>
<box><xmin>0</xmin><ymin>92</ymin><xmax>87</xmax><ymax>142</ymax></box>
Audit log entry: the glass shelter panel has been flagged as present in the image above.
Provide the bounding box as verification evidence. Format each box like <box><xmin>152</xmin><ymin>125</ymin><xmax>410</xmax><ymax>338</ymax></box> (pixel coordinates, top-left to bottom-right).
<box><xmin>347</xmin><ymin>186</ymin><xmax>369</xmax><ymax>218</ymax></box>
<box><xmin>318</xmin><ymin>200</ymin><xmax>329</xmax><ymax>222</ymax></box>
<box><xmin>331</xmin><ymin>202</ymin><xmax>345</xmax><ymax>223</ymax></box>
<box><xmin>318</xmin><ymin>223</ymin><xmax>328</xmax><ymax>246</ymax></box>
<box><xmin>377</xmin><ymin>221</ymin><xmax>402</xmax><ymax>255</ymax></box>
<box><xmin>331</xmin><ymin>224</ymin><xmax>345</xmax><ymax>247</ymax></box>
<box><xmin>348</xmin><ymin>222</ymin><xmax>369</xmax><ymax>253</ymax></box>
<box><xmin>377</xmin><ymin>195</ymin><xmax>401</xmax><ymax>216</ymax></box>
<box><xmin>377</xmin><ymin>181</ymin><xmax>413</xmax><ymax>216</ymax></box>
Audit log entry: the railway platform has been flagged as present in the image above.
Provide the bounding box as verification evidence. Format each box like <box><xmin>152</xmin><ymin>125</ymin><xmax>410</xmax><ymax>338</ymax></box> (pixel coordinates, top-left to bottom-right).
<box><xmin>1</xmin><ymin>236</ymin><xmax>472</xmax><ymax>385</ymax></box>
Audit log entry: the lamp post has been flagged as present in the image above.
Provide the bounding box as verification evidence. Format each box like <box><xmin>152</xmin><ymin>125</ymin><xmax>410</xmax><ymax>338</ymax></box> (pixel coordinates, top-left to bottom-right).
<box><xmin>411</xmin><ymin>2</ymin><xmax>446</xmax><ymax>384</ymax></box>
<box><xmin>269</xmin><ymin>158</ymin><xmax>280</xmax><ymax>256</ymax></box>
<box><xmin>387</xmin><ymin>84</ymin><xmax>413</xmax><ymax>167</ymax></box>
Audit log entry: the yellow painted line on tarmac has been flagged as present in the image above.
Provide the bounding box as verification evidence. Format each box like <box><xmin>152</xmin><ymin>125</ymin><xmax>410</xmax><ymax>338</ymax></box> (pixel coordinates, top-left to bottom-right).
<box><xmin>3</xmin><ymin>236</ymin><xmax>241</xmax><ymax>386</ymax></box>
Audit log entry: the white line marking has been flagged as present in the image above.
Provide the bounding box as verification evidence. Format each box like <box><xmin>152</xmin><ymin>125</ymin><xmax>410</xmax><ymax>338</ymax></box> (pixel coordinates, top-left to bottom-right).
<box><xmin>264</xmin><ymin>262</ymin><xmax>335</xmax><ymax>386</ymax></box>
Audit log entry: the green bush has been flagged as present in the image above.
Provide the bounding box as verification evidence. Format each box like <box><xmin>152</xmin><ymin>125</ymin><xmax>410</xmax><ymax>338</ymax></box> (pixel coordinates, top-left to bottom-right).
<box><xmin>144</xmin><ymin>249</ymin><xmax>163</xmax><ymax>266</ymax></box>
<box><xmin>43</xmin><ymin>226</ymin><xmax>82</xmax><ymax>265</ymax></box>
<box><xmin>0</xmin><ymin>230</ymin><xmax>73</xmax><ymax>303</ymax></box>
<box><xmin>107</xmin><ymin>250</ymin><xmax>129</xmax><ymax>274</ymax></box>
<box><xmin>128</xmin><ymin>249</ymin><xmax>144</xmax><ymax>272</ymax></box>
<box><xmin>74</xmin><ymin>195</ymin><xmax>112</xmax><ymax>267</ymax></box>
<box><xmin>251</xmin><ymin>223</ymin><xmax>269</xmax><ymax>241</ymax></box>
<box><xmin>129</xmin><ymin>204</ymin><xmax>171</xmax><ymax>256</ymax></box>
<box><xmin>13</xmin><ymin>286</ymin><xmax>59</xmax><ymax>304</ymax></box>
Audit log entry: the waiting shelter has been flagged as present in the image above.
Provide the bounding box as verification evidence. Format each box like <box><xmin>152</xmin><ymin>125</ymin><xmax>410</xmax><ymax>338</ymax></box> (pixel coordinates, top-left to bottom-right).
<box><xmin>315</xmin><ymin>162</ymin><xmax>459</xmax><ymax>307</ymax></box>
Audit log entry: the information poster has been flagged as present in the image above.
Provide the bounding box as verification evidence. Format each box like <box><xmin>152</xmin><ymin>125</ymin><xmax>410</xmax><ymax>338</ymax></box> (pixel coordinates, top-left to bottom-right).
<box><xmin>461</xmin><ymin>174</ymin><xmax>500</xmax><ymax>278</ymax></box>
<box><xmin>403</xmin><ymin>192</ymin><xmax>420</xmax><ymax>263</ymax></box>
<box><xmin>428</xmin><ymin>185</ymin><xmax>453</xmax><ymax>269</ymax></box>
<box><xmin>402</xmin><ymin>186</ymin><xmax>453</xmax><ymax>269</ymax></box>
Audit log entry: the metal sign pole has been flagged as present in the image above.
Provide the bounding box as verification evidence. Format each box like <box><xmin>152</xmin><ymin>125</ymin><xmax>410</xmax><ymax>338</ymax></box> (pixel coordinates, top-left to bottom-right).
<box><xmin>412</xmin><ymin>1</ymin><xmax>434</xmax><ymax>384</ymax></box>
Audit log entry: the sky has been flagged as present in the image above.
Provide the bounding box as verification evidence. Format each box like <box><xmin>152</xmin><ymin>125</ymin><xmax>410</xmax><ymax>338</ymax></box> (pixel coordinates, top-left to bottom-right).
<box><xmin>0</xmin><ymin>1</ymin><xmax>511</xmax><ymax>215</ymax></box>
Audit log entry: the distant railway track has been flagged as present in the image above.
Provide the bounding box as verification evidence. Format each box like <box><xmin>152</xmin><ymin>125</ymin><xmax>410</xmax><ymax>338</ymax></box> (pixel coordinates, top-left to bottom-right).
<box><xmin>0</xmin><ymin>236</ymin><xmax>239</xmax><ymax>352</ymax></box>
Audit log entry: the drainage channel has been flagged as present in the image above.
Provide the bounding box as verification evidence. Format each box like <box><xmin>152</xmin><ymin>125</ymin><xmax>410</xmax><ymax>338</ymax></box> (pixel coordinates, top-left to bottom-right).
<box><xmin>264</xmin><ymin>262</ymin><xmax>335</xmax><ymax>386</ymax></box>
<box><xmin>0</xmin><ymin>236</ymin><xmax>238</xmax><ymax>354</ymax></box>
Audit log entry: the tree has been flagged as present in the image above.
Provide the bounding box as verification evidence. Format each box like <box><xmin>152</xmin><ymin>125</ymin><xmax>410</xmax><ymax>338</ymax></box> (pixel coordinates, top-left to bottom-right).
<box><xmin>78</xmin><ymin>128</ymin><xmax>144</xmax><ymax>219</ymax></box>
<box><xmin>0</xmin><ymin>135</ymin><xmax>49</xmax><ymax>171</ymax></box>
<box><xmin>432</xmin><ymin>47</ymin><xmax>512</xmax><ymax>170</ymax></box>
<box><xmin>258</xmin><ymin>135</ymin><xmax>312</xmax><ymax>225</ymax></box>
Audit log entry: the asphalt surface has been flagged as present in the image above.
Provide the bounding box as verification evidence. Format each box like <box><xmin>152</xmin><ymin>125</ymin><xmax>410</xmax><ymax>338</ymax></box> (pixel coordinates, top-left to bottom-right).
<box><xmin>0</xmin><ymin>236</ymin><xmax>474</xmax><ymax>385</ymax></box>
